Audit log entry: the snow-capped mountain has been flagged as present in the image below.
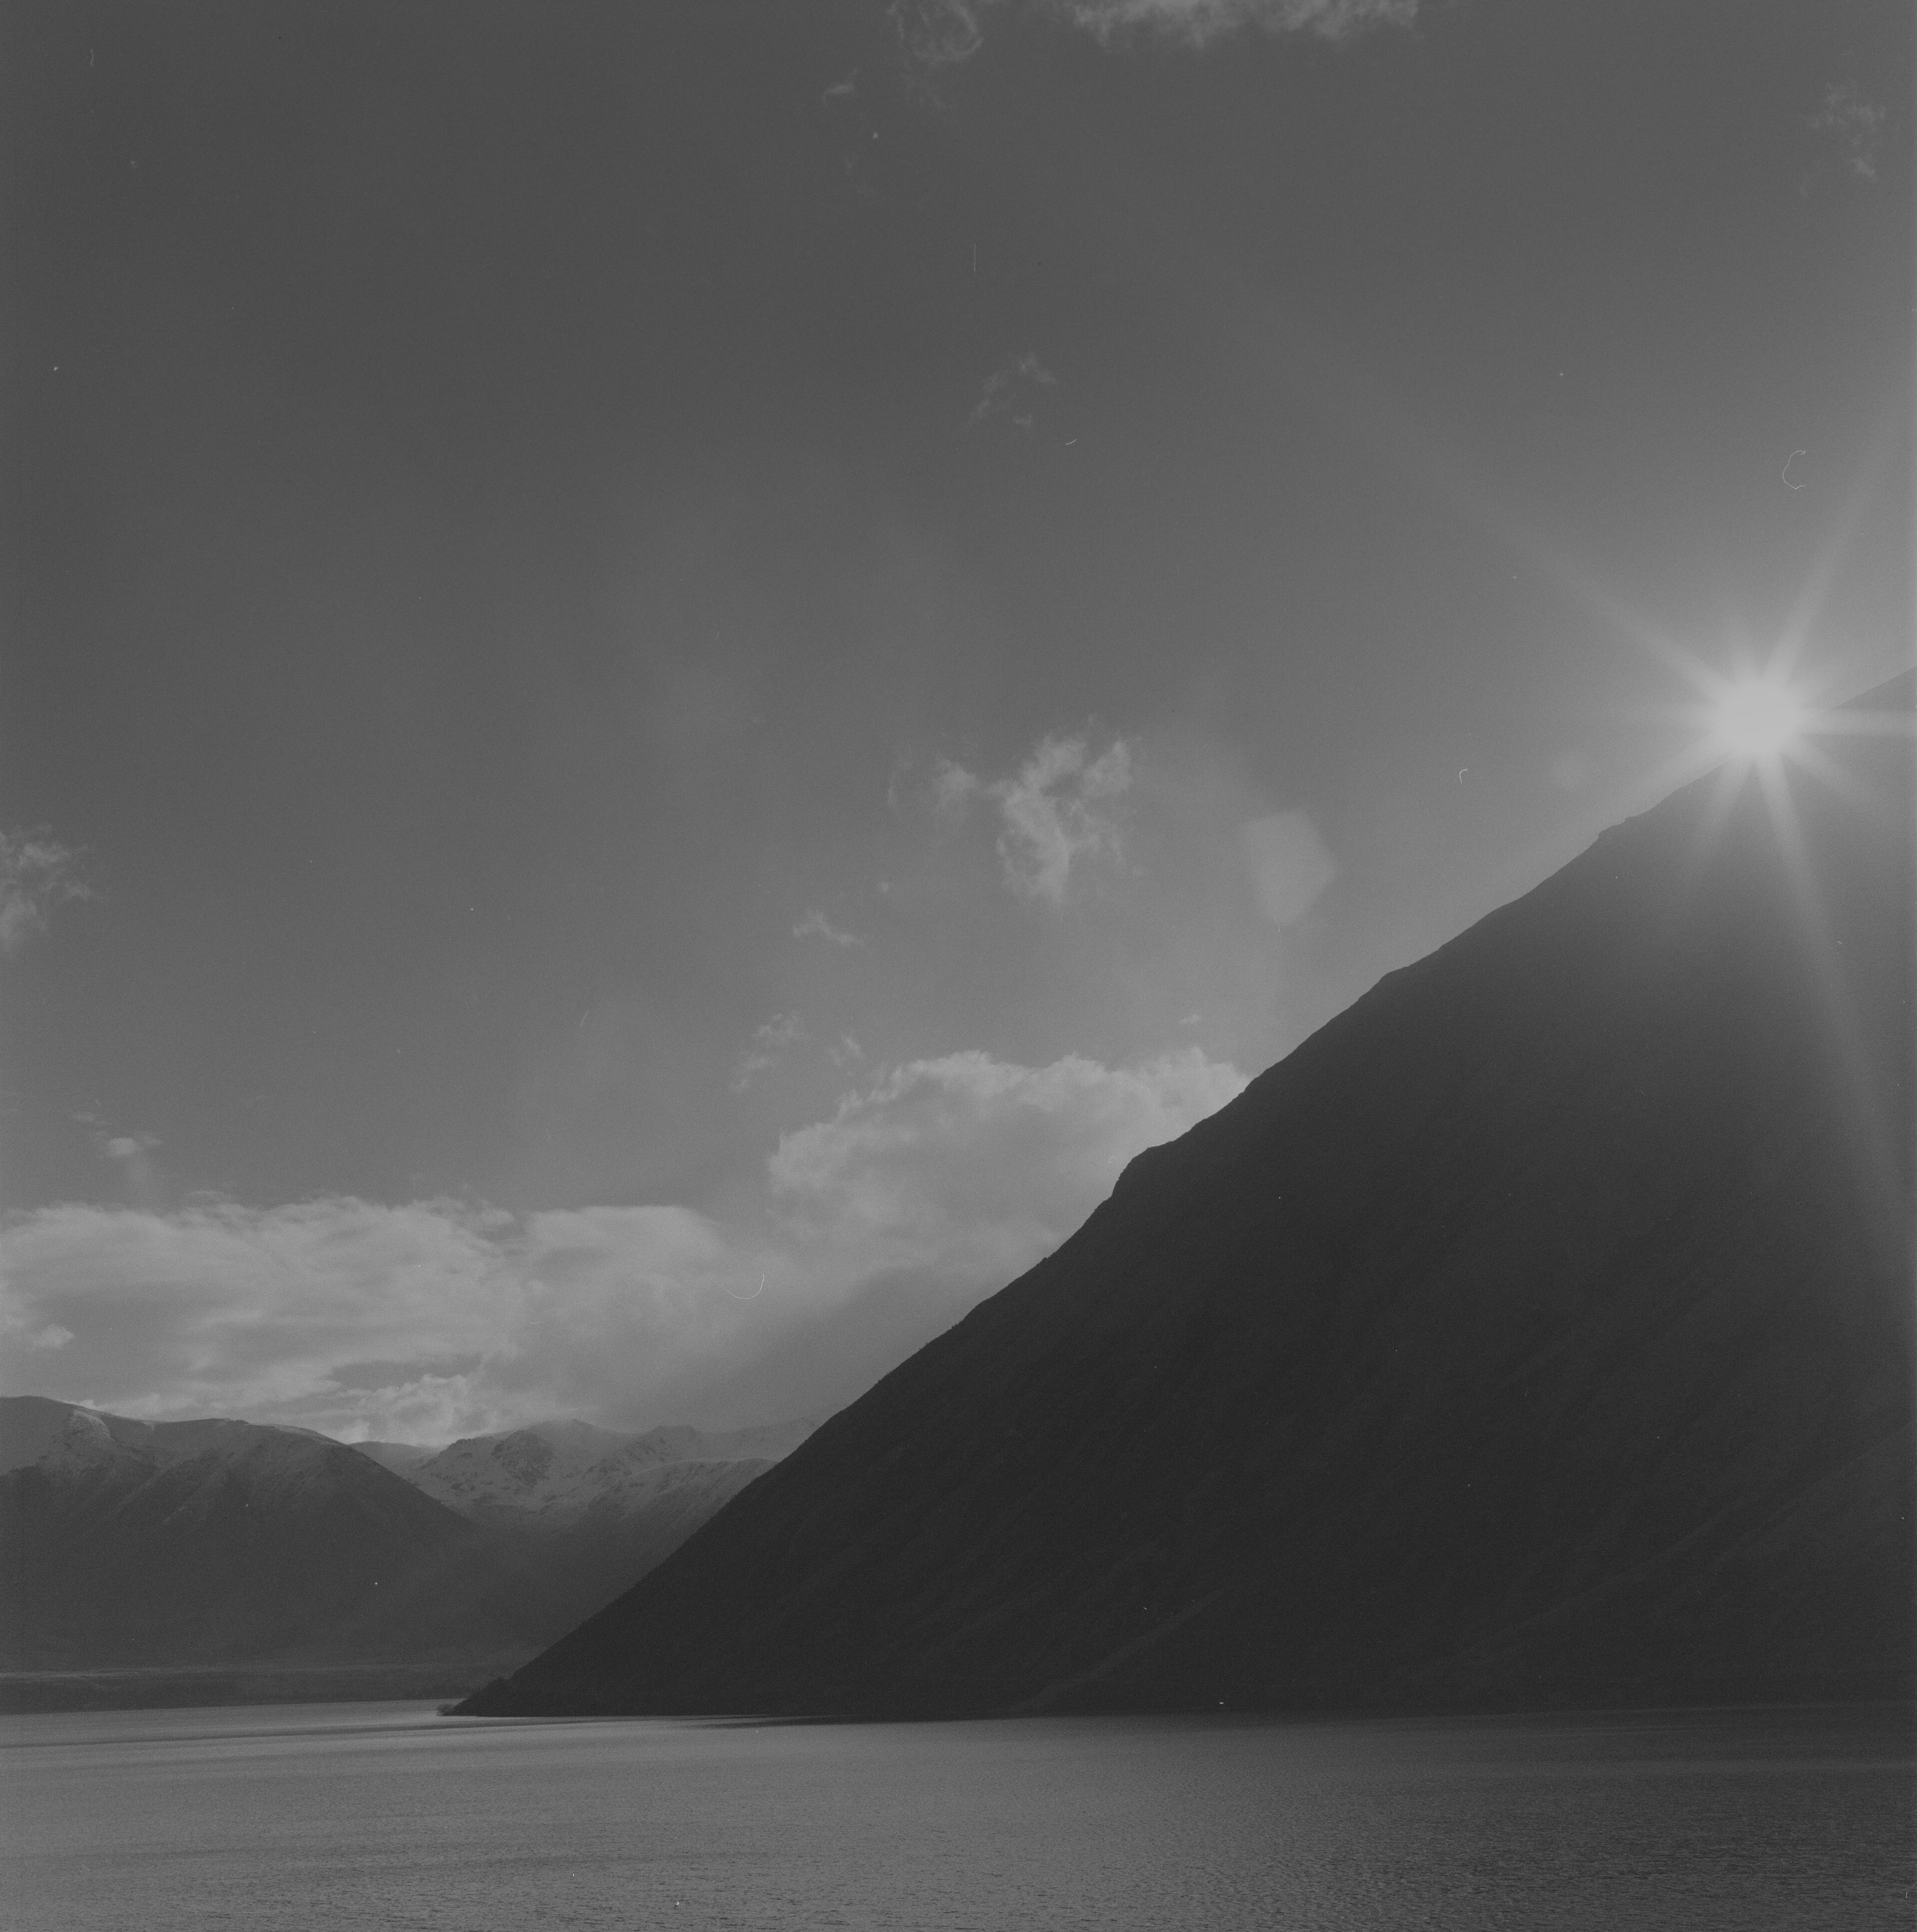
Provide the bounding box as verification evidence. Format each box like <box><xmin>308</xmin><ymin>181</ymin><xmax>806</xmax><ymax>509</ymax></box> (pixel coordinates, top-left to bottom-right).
<box><xmin>375</xmin><ymin>1418</ymin><xmax>815</xmax><ymax>1523</ymax></box>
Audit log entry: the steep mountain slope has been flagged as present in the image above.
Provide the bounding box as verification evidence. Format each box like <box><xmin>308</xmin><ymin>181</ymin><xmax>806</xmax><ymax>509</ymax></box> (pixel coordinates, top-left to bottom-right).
<box><xmin>351</xmin><ymin>1418</ymin><xmax>817</xmax><ymax>1633</ymax></box>
<box><xmin>463</xmin><ymin>677</ymin><xmax>1915</xmax><ymax>1719</ymax></box>
<box><xmin>354</xmin><ymin>1440</ymin><xmax>439</xmax><ymax>1480</ymax></box>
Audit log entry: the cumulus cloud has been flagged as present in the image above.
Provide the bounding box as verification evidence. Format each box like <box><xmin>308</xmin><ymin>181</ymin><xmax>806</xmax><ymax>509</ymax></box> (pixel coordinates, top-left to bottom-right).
<box><xmin>1810</xmin><ymin>81</ymin><xmax>1886</xmax><ymax>181</ymax></box>
<box><xmin>771</xmin><ymin>1048</ymin><xmax>1244</xmax><ymax>1278</ymax></box>
<box><xmin>794</xmin><ymin>908</ymin><xmax>863</xmax><ymax>947</ymax></box>
<box><xmin>1238</xmin><ymin>811</ymin><xmax>1337</xmax><ymax>926</ymax></box>
<box><xmin>0</xmin><ymin>1050</ymin><xmax>1246</xmax><ymax>1441</ymax></box>
<box><xmin>0</xmin><ymin>1196</ymin><xmax>750</xmax><ymax>1444</ymax></box>
<box><xmin>0</xmin><ymin>829</ymin><xmax>95</xmax><ymax>957</ymax></box>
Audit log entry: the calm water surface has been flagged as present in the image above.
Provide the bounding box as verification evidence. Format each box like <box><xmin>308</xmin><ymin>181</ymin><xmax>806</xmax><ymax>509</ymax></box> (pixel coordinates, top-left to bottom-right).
<box><xmin>3</xmin><ymin>1700</ymin><xmax>1910</xmax><ymax>1930</ymax></box>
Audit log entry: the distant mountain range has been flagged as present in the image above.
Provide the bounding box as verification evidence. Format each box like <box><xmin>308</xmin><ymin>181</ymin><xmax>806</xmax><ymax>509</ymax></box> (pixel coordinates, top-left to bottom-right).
<box><xmin>0</xmin><ymin>1397</ymin><xmax>811</xmax><ymax>1706</ymax></box>
<box><xmin>358</xmin><ymin>1416</ymin><xmax>817</xmax><ymax>1646</ymax></box>
<box><xmin>361</xmin><ymin>1417</ymin><xmax>813</xmax><ymax>1524</ymax></box>
<box><xmin>461</xmin><ymin>673</ymin><xmax>1915</xmax><ymax>1720</ymax></box>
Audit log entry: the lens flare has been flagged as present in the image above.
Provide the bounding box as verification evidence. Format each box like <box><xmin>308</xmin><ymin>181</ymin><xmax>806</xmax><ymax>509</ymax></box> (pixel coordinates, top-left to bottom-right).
<box><xmin>1706</xmin><ymin>673</ymin><xmax>1807</xmax><ymax>765</ymax></box>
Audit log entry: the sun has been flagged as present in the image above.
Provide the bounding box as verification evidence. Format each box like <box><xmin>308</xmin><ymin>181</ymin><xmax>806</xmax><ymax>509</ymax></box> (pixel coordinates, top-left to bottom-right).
<box><xmin>1705</xmin><ymin>672</ymin><xmax>1808</xmax><ymax>765</ymax></box>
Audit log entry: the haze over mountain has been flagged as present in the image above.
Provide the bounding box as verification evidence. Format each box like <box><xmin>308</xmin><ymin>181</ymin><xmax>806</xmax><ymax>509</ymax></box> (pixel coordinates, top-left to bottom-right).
<box><xmin>355</xmin><ymin>1416</ymin><xmax>819</xmax><ymax>1641</ymax></box>
<box><xmin>462</xmin><ymin>677</ymin><xmax>1915</xmax><ymax>1720</ymax></box>
<box><xmin>375</xmin><ymin>1418</ymin><xmax>814</xmax><ymax>1524</ymax></box>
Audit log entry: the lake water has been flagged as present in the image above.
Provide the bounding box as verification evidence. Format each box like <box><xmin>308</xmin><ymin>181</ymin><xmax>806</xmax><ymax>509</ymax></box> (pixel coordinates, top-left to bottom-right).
<box><xmin>3</xmin><ymin>1700</ymin><xmax>1910</xmax><ymax>1930</ymax></box>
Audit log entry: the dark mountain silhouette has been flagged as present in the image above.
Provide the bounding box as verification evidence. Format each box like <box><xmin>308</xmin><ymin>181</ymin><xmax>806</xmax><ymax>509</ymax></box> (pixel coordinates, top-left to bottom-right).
<box><xmin>0</xmin><ymin>1401</ymin><xmax>557</xmax><ymax>1674</ymax></box>
<box><xmin>352</xmin><ymin>1417</ymin><xmax>816</xmax><ymax>1638</ymax></box>
<box><xmin>0</xmin><ymin>1400</ymin><xmax>808</xmax><ymax>1705</ymax></box>
<box><xmin>462</xmin><ymin>674</ymin><xmax>1915</xmax><ymax>1719</ymax></box>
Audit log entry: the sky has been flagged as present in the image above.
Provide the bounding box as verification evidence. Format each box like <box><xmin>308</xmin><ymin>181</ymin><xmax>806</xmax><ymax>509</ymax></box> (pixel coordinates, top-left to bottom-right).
<box><xmin>2</xmin><ymin>0</ymin><xmax>1909</xmax><ymax>1442</ymax></box>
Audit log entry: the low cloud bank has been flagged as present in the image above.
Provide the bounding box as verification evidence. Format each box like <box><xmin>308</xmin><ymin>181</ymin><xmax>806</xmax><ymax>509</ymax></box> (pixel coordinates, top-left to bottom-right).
<box><xmin>1</xmin><ymin>1049</ymin><xmax>1246</xmax><ymax>1442</ymax></box>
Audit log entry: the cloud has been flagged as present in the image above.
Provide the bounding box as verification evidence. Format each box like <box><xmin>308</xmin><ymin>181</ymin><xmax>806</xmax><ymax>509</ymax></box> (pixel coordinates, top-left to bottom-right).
<box><xmin>933</xmin><ymin>759</ymin><xmax>983</xmax><ymax>817</ymax></box>
<box><xmin>0</xmin><ymin>1196</ymin><xmax>747</xmax><ymax>1444</ymax></box>
<box><xmin>891</xmin><ymin>0</ymin><xmax>992</xmax><ymax>68</ymax></box>
<box><xmin>794</xmin><ymin>908</ymin><xmax>863</xmax><ymax>947</ymax></box>
<box><xmin>936</xmin><ymin>731</ymin><xmax>1135</xmax><ymax>902</ymax></box>
<box><xmin>1238</xmin><ymin>811</ymin><xmax>1337</xmax><ymax>926</ymax></box>
<box><xmin>84</xmin><ymin>1126</ymin><xmax>168</xmax><ymax>1210</ymax></box>
<box><xmin>731</xmin><ymin>1011</ymin><xmax>810</xmax><ymax>1090</ymax></box>
<box><xmin>1810</xmin><ymin>81</ymin><xmax>1886</xmax><ymax>181</ymax></box>
<box><xmin>0</xmin><ymin>1051</ymin><xmax>1246</xmax><ymax>1440</ymax></box>
<box><xmin>0</xmin><ymin>830</ymin><xmax>95</xmax><ymax>957</ymax></box>
<box><xmin>770</xmin><ymin>1048</ymin><xmax>1245</xmax><ymax>1278</ymax></box>
<box><xmin>969</xmin><ymin>351</ymin><xmax>1057</xmax><ymax>433</ymax></box>
<box><xmin>1058</xmin><ymin>0</ymin><xmax>1415</xmax><ymax>43</ymax></box>
<box><xmin>992</xmin><ymin>731</ymin><xmax>1134</xmax><ymax>902</ymax></box>
<box><xmin>98</xmin><ymin>1131</ymin><xmax>162</xmax><ymax>1164</ymax></box>
<box><xmin>888</xmin><ymin>0</ymin><xmax>1413</xmax><ymax>70</ymax></box>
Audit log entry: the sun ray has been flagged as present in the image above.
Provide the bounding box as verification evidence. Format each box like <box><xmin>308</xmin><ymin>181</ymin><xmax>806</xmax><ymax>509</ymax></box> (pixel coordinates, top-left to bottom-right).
<box><xmin>1777</xmin><ymin>732</ymin><xmax>1877</xmax><ymax>813</ymax></box>
<box><xmin>1705</xmin><ymin>673</ymin><xmax>1806</xmax><ymax>763</ymax></box>
<box><xmin>1748</xmin><ymin>754</ymin><xmax>1906</xmax><ymax>1239</ymax></box>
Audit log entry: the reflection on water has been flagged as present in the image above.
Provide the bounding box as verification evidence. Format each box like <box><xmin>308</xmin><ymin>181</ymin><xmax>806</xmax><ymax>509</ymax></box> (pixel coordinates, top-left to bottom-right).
<box><xmin>4</xmin><ymin>1700</ymin><xmax>1911</xmax><ymax>1930</ymax></box>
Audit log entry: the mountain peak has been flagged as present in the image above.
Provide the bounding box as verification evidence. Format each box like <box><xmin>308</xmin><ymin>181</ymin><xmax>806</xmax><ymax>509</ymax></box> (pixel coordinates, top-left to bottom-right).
<box><xmin>461</xmin><ymin>701</ymin><xmax>1913</xmax><ymax>1719</ymax></box>
<box><xmin>393</xmin><ymin>1416</ymin><xmax>817</xmax><ymax>1523</ymax></box>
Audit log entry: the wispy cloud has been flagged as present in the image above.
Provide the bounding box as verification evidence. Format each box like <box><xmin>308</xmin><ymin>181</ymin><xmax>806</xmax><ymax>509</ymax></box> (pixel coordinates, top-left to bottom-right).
<box><xmin>890</xmin><ymin>0</ymin><xmax>1415</xmax><ymax>71</ymax></box>
<box><xmin>794</xmin><ymin>908</ymin><xmax>864</xmax><ymax>947</ymax></box>
<box><xmin>933</xmin><ymin>759</ymin><xmax>983</xmax><ymax>818</ymax></box>
<box><xmin>997</xmin><ymin>734</ymin><xmax>1133</xmax><ymax>901</ymax></box>
<box><xmin>962</xmin><ymin>731</ymin><xmax>1134</xmax><ymax>903</ymax></box>
<box><xmin>891</xmin><ymin>0</ymin><xmax>991</xmax><ymax>69</ymax></box>
<box><xmin>0</xmin><ymin>1049</ymin><xmax>1246</xmax><ymax>1440</ymax></box>
<box><xmin>1058</xmin><ymin>0</ymin><xmax>1416</xmax><ymax>45</ymax></box>
<box><xmin>732</xmin><ymin>1011</ymin><xmax>810</xmax><ymax>1090</ymax></box>
<box><xmin>1810</xmin><ymin>81</ymin><xmax>1886</xmax><ymax>182</ymax></box>
<box><xmin>0</xmin><ymin>829</ymin><xmax>96</xmax><ymax>957</ymax></box>
<box><xmin>969</xmin><ymin>351</ymin><xmax>1056</xmax><ymax>432</ymax></box>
